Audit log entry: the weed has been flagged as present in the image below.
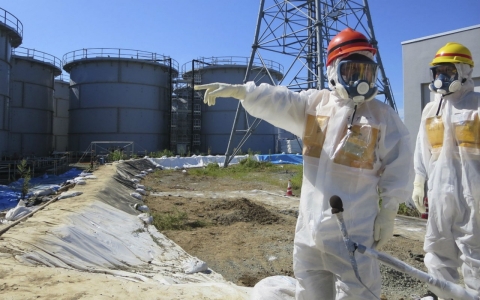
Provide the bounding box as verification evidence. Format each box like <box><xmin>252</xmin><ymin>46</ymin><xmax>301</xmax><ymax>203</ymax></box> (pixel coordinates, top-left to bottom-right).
<box><xmin>238</xmin><ymin>156</ymin><xmax>266</xmax><ymax>169</ymax></box>
<box><xmin>398</xmin><ymin>202</ymin><xmax>421</xmax><ymax>218</ymax></box>
<box><xmin>152</xmin><ymin>209</ymin><xmax>207</xmax><ymax>230</ymax></box>
<box><xmin>108</xmin><ymin>150</ymin><xmax>126</xmax><ymax>162</ymax></box>
<box><xmin>185</xmin><ymin>220</ymin><xmax>208</xmax><ymax>229</ymax></box>
<box><xmin>149</xmin><ymin>149</ymin><xmax>174</xmax><ymax>158</ymax></box>
<box><xmin>17</xmin><ymin>159</ymin><xmax>31</xmax><ymax>200</ymax></box>
<box><xmin>132</xmin><ymin>228</ymin><xmax>145</xmax><ymax>234</ymax></box>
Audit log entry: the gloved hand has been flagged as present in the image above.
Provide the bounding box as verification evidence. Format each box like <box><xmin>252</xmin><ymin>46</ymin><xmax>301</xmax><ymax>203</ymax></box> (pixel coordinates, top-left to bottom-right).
<box><xmin>412</xmin><ymin>174</ymin><xmax>426</xmax><ymax>214</ymax></box>
<box><xmin>194</xmin><ymin>83</ymin><xmax>247</xmax><ymax>106</ymax></box>
<box><xmin>374</xmin><ymin>208</ymin><xmax>397</xmax><ymax>249</ymax></box>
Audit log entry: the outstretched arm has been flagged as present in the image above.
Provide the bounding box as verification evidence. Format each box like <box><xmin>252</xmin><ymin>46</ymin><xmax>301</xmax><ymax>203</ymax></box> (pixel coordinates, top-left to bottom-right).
<box><xmin>195</xmin><ymin>82</ymin><xmax>314</xmax><ymax>138</ymax></box>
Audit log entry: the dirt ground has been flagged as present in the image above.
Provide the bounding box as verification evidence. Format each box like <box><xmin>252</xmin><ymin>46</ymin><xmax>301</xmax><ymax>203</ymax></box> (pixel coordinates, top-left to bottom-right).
<box><xmin>143</xmin><ymin>168</ymin><xmax>432</xmax><ymax>300</ymax></box>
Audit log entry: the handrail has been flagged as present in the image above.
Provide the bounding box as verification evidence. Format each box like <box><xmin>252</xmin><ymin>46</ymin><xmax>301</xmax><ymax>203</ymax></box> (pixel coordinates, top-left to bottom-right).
<box><xmin>0</xmin><ymin>7</ymin><xmax>23</xmax><ymax>42</ymax></box>
<box><xmin>55</xmin><ymin>73</ymin><xmax>70</xmax><ymax>83</ymax></box>
<box><xmin>12</xmin><ymin>47</ymin><xmax>61</xmax><ymax>70</ymax></box>
<box><xmin>182</xmin><ymin>56</ymin><xmax>284</xmax><ymax>75</ymax></box>
<box><xmin>62</xmin><ymin>48</ymin><xmax>179</xmax><ymax>71</ymax></box>
<box><xmin>0</xmin><ymin>156</ymin><xmax>70</xmax><ymax>184</ymax></box>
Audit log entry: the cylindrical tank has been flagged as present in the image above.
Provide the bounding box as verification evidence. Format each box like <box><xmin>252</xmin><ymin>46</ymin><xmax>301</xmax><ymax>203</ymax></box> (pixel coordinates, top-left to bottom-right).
<box><xmin>63</xmin><ymin>48</ymin><xmax>178</xmax><ymax>155</ymax></box>
<box><xmin>0</xmin><ymin>8</ymin><xmax>22</xmax><ymax>158</ymax></box>
<box><xmin>278</xmin><ymin>128</ymin><xmax>295</xmax><ymax>140</ymax></box>
<box><xmin>9</xmin><ymin>47</ymin><xmax>61</xmax><ymax>157</ymax></box>
<box><xmin>184</xmin><ymin>56</ymin><xmax>283</xmax><ymax>155</ymax></box>
<box><xmin>53</xmin><ymin>74</ymin><xmax>70</xmax><ymax>152</ymax></box>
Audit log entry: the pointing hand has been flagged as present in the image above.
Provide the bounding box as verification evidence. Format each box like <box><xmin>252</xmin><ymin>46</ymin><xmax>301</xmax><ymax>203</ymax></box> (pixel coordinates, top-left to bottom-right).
<box><xmin>194</xmin><ymin>83</ymin><xmax>247</xmax><ymax>106</ymax></box>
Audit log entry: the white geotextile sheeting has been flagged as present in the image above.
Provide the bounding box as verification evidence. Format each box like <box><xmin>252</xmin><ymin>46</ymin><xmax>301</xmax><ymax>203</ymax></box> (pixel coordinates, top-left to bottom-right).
<box><xmin>12</xmin><ymin>200</ymin><xmax>229</xmax><ymax>285</ymax></box>
<box><xmin>57</xmin><ymin>190</ymin><xmax>83</xmax><ymax>199</ymax></box>
<box><xmin>147</xmin><ymin>155</ymin><xmax>251</xmax><ymax>170</ymax></box>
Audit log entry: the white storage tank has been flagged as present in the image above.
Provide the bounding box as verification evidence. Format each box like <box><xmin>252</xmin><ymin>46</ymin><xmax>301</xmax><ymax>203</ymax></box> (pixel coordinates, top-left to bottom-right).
<box><xmin>53</xmin><ymin>74</ymin><xmax>70</xmax><ymax>152</ymax></box>
<box><xmin>63</xmin><ymin>48</ymin><xmax>178</xmax><ymax>155</ymax></box>
<box><xmin>9</xmin><ymin>47</ymin><xmax>61</xmax><ymax>157</ymax></box>
<box><xmin>0</xmin><ymin>7</ymin><xmax>22</xmax><ymax>158</ymax></box>
<box><xmin>184</xmin><ymin>56</ymin><xmax>283</xmax><ymax>155</ymax></box>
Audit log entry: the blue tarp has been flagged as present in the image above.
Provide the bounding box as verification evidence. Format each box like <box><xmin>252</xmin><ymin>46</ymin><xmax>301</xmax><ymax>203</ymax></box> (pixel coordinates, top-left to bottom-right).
<box><xmin>0</xmin><ymin>168</ymin><xmax>83</xmax><ymax>211</ymax></box>
<box><xmin>255</xmin><ymin>153</ymin><xmax>303</xmax><ymax>165</ymax></box>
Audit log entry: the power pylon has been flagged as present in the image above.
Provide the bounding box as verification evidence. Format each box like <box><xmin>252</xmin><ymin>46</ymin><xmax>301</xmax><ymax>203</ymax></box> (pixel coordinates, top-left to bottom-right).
<box><xmin>224</xmin><ymin>0</ymin><xmax>396</xmax><ymax>166</ymax></box>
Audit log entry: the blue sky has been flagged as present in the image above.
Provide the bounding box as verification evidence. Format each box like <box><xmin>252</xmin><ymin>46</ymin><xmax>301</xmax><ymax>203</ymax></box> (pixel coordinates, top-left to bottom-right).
<box><xmin>1</xmin><ymin>0</ymin><xmax>479</xmax><ymax>119</ymax></box>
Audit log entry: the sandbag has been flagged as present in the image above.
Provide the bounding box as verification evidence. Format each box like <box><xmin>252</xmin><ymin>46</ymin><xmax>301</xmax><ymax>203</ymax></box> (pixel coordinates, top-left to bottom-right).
<box><xmin>5</xmin><ymin>200</ymin><xmax>34</xmax><ymax>221</ymax></box>
<box><xmin>251</xmin><ymin>275</ymin><xmax>296</xmax><ymax>300</ymax></box>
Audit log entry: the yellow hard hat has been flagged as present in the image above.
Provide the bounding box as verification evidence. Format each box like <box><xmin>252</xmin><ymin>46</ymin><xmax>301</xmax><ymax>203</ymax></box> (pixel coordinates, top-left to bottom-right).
<box><xmin>430</xmin><ymin>42</ymin><xmax>474</xmax><ymax>67</ymax></box>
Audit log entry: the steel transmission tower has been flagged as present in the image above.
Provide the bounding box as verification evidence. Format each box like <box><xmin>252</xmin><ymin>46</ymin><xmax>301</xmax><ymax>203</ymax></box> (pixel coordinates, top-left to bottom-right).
<box><xmin>224</xmin><ymin>0</ymin><xmax>397</xmax><ymax>166</ymax></box>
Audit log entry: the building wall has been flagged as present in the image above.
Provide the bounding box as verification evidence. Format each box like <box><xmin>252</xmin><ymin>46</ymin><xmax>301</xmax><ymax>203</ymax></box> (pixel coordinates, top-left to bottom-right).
<box><xmin>402</xmin><ymin>25</ymin><xmax>480</xmax><ymax>150</ymax></box>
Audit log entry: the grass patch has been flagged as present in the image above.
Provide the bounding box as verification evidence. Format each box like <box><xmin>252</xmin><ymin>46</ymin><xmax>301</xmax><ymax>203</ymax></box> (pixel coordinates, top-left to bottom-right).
<box><xmin>152</xmin><ymin>209</ymin><xmax>207</xmax><ymax>230</ymax></box>
<box><xmin>185</xmin><ymin>156</ymin><xmax>303</xmax><ymax>194</ymax></box>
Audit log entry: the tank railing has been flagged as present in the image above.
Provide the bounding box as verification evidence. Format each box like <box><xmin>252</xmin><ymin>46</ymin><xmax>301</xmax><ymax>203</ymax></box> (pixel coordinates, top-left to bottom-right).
<box><xmin>181</xmin><ymin>56</ymin><xmax>284</xmax><ymax>75</ymax></box>
<box><xmin>62</xmin><ymin>48</ymin><xmax>179</xmax><ymax>70</ymax></box>
<box><xmin>0</xmin><ymin>8</ymin><xmax>23</xmax><ymax>40</ymax></box>
<box><xmin>181</xmin><ymin>73</ymin><xmax>202</xmax><ymax>84</ymax></box>
<box><xmin>56</xmin><ymin>73</ymin><xmax>70</xmax><ymax>82</ymax></box>
<box><xmin>12</xmin><ymin>47</ymin><xmax>61</xmax><ymax>70</ymax></box>
<box><xmin>0</xmin><ymin>155</ymin><xmax>70</xmax><ymax>184</ymax></box>
<box><xmin>27</xmin><ymin>156</ymin><xmax>70</xmax><ymax>176</ymax></box>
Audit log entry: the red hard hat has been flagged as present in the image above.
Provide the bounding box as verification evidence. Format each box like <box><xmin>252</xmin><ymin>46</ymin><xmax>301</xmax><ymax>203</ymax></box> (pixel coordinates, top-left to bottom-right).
<box><xmin>326</xmin><ymin>28</ymin><xmax>377</xmax><ymax>66</ymax></box>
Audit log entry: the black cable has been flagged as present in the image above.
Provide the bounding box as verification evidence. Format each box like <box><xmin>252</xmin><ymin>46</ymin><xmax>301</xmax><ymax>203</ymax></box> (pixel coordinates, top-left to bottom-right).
<box><xmin>348</xmin><ymin>104</ymin><xmax>358</xmax><ymax>130</ymax></box>
<box><xmin>435</xmin><ymin>96</ymin><xmax>444</xmax><ymax>116</ymax></box>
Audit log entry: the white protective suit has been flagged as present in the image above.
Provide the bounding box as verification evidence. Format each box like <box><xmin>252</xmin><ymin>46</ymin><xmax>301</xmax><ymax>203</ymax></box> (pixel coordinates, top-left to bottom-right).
<box><xmin>414</xmin><ymin>63</ymin><xmax>480</xmax><ymax>295</ymax></box>
<box><xmin>238</xmin><ymin>57</ymin><xmax>414</xmax><ymax>299</ymax></box>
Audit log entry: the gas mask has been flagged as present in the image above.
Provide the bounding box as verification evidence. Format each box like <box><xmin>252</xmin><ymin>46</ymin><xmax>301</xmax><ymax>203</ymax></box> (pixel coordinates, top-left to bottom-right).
<box><xmin>335</xmin><ymin>59</ymin><xmax>378</xmax><ymax>103</ymax></box>
<box><xmin>429</xmin><ymin>63</ymin><xmax>464</xmax><ymax>95</ymax></box>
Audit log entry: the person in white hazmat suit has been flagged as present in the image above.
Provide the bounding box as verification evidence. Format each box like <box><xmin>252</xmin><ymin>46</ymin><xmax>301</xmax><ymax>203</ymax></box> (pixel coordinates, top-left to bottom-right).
<box><xmin>412</xmin><ymin>42</ymin><xmax>480</xmax><ymax>299</ymax></box>
<box><xmin>195</xmin><ymin>28</ymin><xmax>413</xmax><ymax>299</ymax></box>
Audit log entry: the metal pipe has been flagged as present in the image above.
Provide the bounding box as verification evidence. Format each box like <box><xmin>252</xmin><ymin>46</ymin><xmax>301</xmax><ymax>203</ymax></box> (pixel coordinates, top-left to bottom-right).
<box><xmin>314</xmin><ymin>0</ymin><xmax>325</xmax><ymax>89</ymax></box>
<box><xmin>191</xmin><ymin>59</ymin><xmax>195</xmax><ymax>153</ymax></box>
<box><xmin>330</xmin><ymin>195</ymin><xmax>478</xmax><ymax>300</ymax></box>
<box><xmin>357</xmin><ymin>244</ymin><xmax>479</xmax><ymax>300</ymax></box>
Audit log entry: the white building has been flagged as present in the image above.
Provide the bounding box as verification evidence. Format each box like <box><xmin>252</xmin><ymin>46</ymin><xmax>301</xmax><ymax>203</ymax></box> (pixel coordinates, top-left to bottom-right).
<box><xmin>402</xmin><ymin>25</ymin><xmax>480</xmax><ymax>149</ymax></box>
